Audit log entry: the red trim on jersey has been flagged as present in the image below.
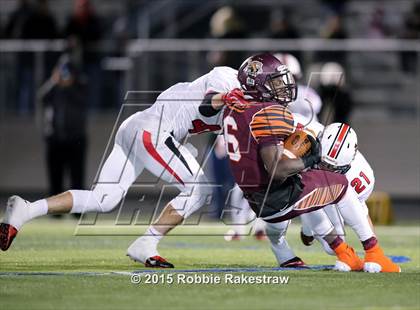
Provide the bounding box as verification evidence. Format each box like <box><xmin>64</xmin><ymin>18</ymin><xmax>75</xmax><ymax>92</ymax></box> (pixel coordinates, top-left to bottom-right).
<box><xmin>142</xmin><ymin>131</ymin><xmax>184</xmax><ymax>185</ymax></box>
<box><xmin>328</xmin><ymin>124</ymin><xmax>349</xmax><ymax>159</ymax></box>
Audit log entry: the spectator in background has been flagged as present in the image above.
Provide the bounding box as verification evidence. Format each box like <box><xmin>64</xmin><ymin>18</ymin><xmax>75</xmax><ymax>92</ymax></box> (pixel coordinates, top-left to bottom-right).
<box><xmin>275</xmin><ymin>53</ymin><xmax>323</xmax><ymax>121</ymax></box>
<box><xmin>4</xmin><ymin>0</ymin><xmax>32</xmax><ymax>39</ymax></box>
<box><xmin>403</xmin><ymin>2</ymin><xmax>420</xmax><ymax>38</ymax></box>
<box><xmin>318</xmin><ymin>14</ymin><xmax>347</xmax><ymax>66</ymax></box>
<box><xmin>368</xmin><ymin>6</ymin><xmax>391</xmax><ymax>38</ymax></box>
<box><xmin>400</xmin><ymin>2</ymin><xmax>420</xmax><ymax>74</ymax></box>
<box><xmin>269</xmin><ymin>8</ymin><xmax>299</xmax><ymax>39</ymax></box>
<box><xmin>38</xmin><ymin>56</ymin><xmax>88</xmax><ymax>214</ymax></box>
<box><xmin>318</xmin><ymin>62</ymin><xmax>353</xmax><ymax>124</ymax></box>
<box><xmin>21</xmin><ymin>0</ymin><xmax>57</xmax><ymax>39</ymax></box>
<box><xmin>64</xmin><ymin>0</ymin><xmax>102</xmax><ymax>109</ymax></box>
<box><xmin>64</xmin><ymin>0</ymin><xmax>101</xmax><ymax>45</ymax></box>
<box><xmin>321</xmin><ymin>14</ymin><xmax>347</xmax><ymax>40</ymax></box>
<box><xmin>269</xmin><ymin>8</ymin><xmax>301</xmax><ymax>61</ymax></box>
<box><xmin>5</xmin><ymin>0</ymin><xmax>58</xmax><ymax>115</ymax></box>
<box><xmin>207</xmin><ymin>6</ymin><xmax>246</xmax><ymax>69</ymax></box>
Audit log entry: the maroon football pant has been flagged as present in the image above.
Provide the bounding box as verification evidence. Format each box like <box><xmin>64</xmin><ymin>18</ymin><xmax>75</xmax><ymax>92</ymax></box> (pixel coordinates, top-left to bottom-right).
<box><xmin>264</xmin><ymin>169</ymin><xmax>348</xmax><ymax>223</ymax></box>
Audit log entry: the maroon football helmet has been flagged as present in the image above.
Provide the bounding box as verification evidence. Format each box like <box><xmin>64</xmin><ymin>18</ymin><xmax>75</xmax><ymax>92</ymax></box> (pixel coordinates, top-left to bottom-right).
<box><xmin>238</xmin><ymin>53</ymin><xmax>297</xmax><ymax>105</ymax></box>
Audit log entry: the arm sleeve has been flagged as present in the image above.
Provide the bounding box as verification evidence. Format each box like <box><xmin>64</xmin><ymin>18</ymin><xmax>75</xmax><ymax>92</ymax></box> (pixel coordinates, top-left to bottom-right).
<box><xmin>249</xmin><ymin>105</ymin><xmax>294</xmax><ymax>148</ymax></box>
<box><xmin>198</xmin><ymin>91</ymin><xmax>220</xmax><ymax>117</ymax></box>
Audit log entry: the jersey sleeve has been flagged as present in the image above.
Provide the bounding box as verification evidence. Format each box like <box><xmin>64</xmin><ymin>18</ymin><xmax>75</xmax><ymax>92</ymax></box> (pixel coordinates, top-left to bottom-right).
<box><xmin>206</xmin><ymin>67</ymin><xmax>240</xmax><ymax>93</ymax></box>
<box><xmin>250</xmin><ymin>105</ymin><xmax>294</xmax><ymax>147</ymax></box>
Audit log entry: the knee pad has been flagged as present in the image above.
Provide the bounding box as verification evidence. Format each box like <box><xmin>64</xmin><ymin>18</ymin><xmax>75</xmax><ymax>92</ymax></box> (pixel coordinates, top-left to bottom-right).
<box><xmin>169</xmin><ymin>170</ymin><xmax>214</xmax><ymax>218</ymax></box>
<box><xmin>71</xmin><ymin>185</ymin><xmax>125</xmax><ymax>214</ymax></box>
<box><xmin>169</xmin><ymin>190</ymin><xmax>210</xmax><ymax>219</ymax></box>
<box><xmin>169</xmin><ymin>184</ymin><xmax>213</xmax><ymax>219</ymax></box>
<box><xmin>93</xmin><ymin>184</ymin><xmax>126</xmax><ymax>213</ymax></box>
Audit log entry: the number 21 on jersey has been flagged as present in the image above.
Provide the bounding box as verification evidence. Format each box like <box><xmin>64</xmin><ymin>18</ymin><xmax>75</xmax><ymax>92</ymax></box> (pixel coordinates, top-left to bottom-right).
<box><xmin>223</xmin><ymin>116</ymin><xmax>241</xmax><ymax>162</ymax></box>
<box><xmin>351</xmin><ymin>171</ymin><xmax>371</xmax><ymax>194</ymax></box>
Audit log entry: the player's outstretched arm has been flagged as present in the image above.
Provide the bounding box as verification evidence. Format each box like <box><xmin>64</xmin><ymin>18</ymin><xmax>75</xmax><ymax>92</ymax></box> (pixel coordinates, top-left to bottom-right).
<box><xmin>199</xmin><ymin>89</ymin><xmax>247</xmax><ymax>116</ymax></box>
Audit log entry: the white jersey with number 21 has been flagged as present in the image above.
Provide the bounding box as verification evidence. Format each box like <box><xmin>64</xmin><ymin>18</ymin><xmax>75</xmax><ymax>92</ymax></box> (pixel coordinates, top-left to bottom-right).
<box><xmin>293</xmin><ymin>113</ymin><xmax>375</xmax><ymax>213</ymax></box>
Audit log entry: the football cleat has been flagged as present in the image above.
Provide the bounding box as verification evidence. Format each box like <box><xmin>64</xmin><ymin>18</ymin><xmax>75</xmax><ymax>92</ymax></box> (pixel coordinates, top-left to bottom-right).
<box><xmin>333</xmin><ymin>242</ymin><xmax>364</xmax><ymax>272</ymax></box>
<box><xmin>145</xmin><ymin>256</ymin><xmax>174</xmax><ymax>268</ymax></box>
<box><xmin>300</xmin><ymin>230</ymin><xmax>315</xmax><ymax>246</ymax></box>
<box><xmin>364</xmin><ymin>244</ymin><xmax>401</xmax><ymax>273</ymax></box>
<box><xmin>280</xmin><ymin>256</ymin><xmax>308</xmax><ymax>268</ymax></box>
<box><xmin>0</xmin><ymin>195</ymin><xmax>30</xmax><ymax>251</ymax></box>
<box><xmin>0</xmin><ymin>223</ymin><xmax>18</xmax><ymax>251</ymax></box>
<box><xmin>127</xmin><ymin>236</ymin><xmax>162</xmax><ymax>264</ymax></box>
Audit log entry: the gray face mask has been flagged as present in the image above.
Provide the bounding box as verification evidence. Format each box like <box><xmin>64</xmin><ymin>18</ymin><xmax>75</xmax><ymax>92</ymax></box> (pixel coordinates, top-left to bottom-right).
<box><xmin>318</xmin><ymin>161</ymin><xmax>351</xmax><ymax>174</ymax></box>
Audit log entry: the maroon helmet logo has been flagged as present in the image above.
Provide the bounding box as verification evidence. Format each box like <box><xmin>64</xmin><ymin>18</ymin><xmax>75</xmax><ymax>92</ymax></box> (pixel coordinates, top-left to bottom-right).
<box><xmin>246</xmin><ymin>60</ymin><xmax>263</xmax><ymax>86</ymax></box>
<box><xmin>246</xmin><ymin>60</ymin><xmax>263</xmax><ymax>77</ymax></box>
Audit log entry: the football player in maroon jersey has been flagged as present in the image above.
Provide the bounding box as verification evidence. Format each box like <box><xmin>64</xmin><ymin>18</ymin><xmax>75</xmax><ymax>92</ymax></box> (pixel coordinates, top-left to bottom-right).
<box><xmin>220</xmin><ymin>53</ymin><xmax>399</xmax><ymax>272</ymax></box>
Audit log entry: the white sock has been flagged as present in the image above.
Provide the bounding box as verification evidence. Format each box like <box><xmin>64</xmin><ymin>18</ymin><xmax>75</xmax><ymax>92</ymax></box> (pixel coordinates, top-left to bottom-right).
<box><xmin>336</xmin><ymin>188</ymin><xmax>374</xmax><ymax>241</ymax></box>
<box><xmin>145</xmin><ymin>226</ymin><xmax>164</xmax><ymax>244</ymax></box>
<box><xmin>9</xmin><ymin>199</ymin><xmax>48</xmax><ymax>230</ymax></box>
<box><xmin>69</xmin><ymin>190</ymin><xmax>96</xmax><ymax>214</ymax></box>
<box><xmin>28</xmin><ymin>199</ymin><xmax>49</xmax><ymax>219</ymax></box>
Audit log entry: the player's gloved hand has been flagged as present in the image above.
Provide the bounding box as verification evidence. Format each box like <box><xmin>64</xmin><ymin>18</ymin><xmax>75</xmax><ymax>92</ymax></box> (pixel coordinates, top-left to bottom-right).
<box><xmin>222</xmin><ymin>88</ymin><xmax>250</xmax><ymax>112</ymax></box>
<box><xmin>301</xmin><ymin>135</ymin><xmax>321</xmax><ymax>169</ymax></box>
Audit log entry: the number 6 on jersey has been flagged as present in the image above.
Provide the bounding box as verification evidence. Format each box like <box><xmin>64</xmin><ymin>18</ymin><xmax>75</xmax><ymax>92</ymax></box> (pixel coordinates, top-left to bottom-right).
<box><xmin>224</xmin><ymin>116</ymin><xmax>241</xmax><ymax>162</ymax></box>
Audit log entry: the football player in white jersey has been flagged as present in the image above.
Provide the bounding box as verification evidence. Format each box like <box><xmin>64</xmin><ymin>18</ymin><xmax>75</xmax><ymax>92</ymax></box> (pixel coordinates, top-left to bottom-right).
<box><xmin>274</xmin><ymin>53</ymin><xmax>322</xmax><ymax>121</ymax></box>
<box><xmin>299</xmin><ymin>122</ymin><xmax>376</xmax><ymax>256</ymax></box>
<box><xmin>0</xmin><ymin>66</ymin><xmax>254</xmax><ymax>267</ymax></box>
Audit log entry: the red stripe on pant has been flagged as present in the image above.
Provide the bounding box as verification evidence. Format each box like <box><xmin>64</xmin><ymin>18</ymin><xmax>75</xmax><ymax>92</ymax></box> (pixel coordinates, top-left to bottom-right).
<box><xmin>142</xmin><ymin>131</ymin><xmax>184</xmax><ymax>185</ymax></box>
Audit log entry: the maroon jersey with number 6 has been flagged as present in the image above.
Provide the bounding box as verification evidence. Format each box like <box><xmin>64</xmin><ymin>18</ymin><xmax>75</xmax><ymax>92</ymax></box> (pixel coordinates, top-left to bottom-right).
<box><xmin>222</xmin><ymin>103</ymin><xmax>295</xmax><ymax>194</ymax></box>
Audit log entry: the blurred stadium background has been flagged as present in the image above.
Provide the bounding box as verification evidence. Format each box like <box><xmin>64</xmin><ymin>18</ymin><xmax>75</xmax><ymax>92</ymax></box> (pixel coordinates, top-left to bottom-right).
<box><xmin>0</xmin><ymin>0</ymin><xmax>419</xmax><ymax>223</ymax></box>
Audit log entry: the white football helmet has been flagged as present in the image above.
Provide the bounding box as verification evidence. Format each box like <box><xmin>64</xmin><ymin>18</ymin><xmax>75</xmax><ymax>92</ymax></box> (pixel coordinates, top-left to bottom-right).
<box><xmin>274</xmin><ymin>53</ymin><xmax>302</xmax><ymax>80</ymax></box>
<box><xmin>319</xmin><ymin>123</ymin><xmax>358</xmax><ymax>173</ymax></box>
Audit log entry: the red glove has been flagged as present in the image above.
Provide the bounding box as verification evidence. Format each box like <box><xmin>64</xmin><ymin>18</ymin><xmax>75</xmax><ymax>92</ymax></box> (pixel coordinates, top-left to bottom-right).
<box><xmin>222</xmin><ymin>88</ymin><xmax>250</xmax><ymax>112</ymax></box>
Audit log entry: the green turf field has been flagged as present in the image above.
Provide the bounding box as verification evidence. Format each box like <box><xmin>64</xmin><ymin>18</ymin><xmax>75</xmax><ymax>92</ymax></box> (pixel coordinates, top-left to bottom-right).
<box><xmin>1</xmin><ymin>219</ymin><xmax>419</xmax><ymax>310</ymax></box>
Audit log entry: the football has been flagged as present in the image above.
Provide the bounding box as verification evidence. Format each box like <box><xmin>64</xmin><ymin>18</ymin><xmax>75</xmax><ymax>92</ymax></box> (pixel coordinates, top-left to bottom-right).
<box><xmin>282</xmin><ymin>130</ymin><xmax>312</xmax><ymax>159</ymax></box>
